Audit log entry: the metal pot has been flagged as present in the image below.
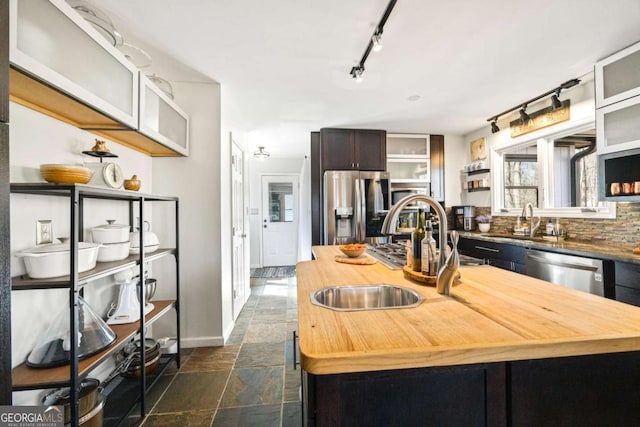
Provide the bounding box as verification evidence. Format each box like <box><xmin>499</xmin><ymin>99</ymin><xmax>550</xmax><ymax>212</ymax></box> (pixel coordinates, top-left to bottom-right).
<box><xmin>96</xmin><ymin>241</ymin><xmax>131</xmax><ymax>262</ymax></box>
<box><xmin>42</xmin><ymin>378</ymin><xmax>100</xmax><ymax>425</ymax></box>
<box><xmin>17</xmin><ymin>241</ymin><xmax>101</xmax><ymax>279</ymax></box>
<box><xmin>90</xmin><ymin>220</ymin><xmax>130</xmax><ymax>244</ymax></box>
<box><xmin>129</xmin><ymin>221</ymin><xmax>160</xmax><ymax>254</ymax></box>
<box><xmin>72</xmin><ymin>392</ymin><xmax>105</xmax><ymax>427</ymax></box>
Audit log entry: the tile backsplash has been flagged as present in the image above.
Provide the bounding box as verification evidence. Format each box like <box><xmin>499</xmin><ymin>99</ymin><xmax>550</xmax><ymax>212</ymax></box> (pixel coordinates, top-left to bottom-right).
<box><xmin>471</xmin><ymin>203</ymin><xmax>640</xmax><ymax>248</ymax></box>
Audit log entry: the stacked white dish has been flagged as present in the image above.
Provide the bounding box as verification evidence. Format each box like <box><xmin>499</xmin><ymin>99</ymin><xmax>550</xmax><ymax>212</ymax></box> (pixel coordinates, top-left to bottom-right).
<box><xmin>91</xmin><ymin>220</ymin><xmax>131</xmax><ymax>262</ymax></box>
<box><xmin>17</xmin><ymin>240</ymin><xmax>101</xmax><ymax>279</ymax></box>
<box><xmin>129</xmin><ymin>221</ymin><xmax>160</xmax><ymax>254</ymax></box>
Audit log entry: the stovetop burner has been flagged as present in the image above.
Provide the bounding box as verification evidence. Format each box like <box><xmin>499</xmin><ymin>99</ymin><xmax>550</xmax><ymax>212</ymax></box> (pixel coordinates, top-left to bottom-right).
<box><xmin>367</xmin><ymin>242</ymin><xmax>484</xmax><ymax>270</ymax></box>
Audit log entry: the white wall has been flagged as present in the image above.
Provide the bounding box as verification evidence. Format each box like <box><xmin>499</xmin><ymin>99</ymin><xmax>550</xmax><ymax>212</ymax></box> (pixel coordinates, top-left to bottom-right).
<box><xmin>442</xmin><ymin>134</ymin><xmax>466</xmax><ymax>207</ymax></box>
<box><xmin>153</xmin><ymin>81</ymin><xmax>226</xmax><ymax>347</ymax></box>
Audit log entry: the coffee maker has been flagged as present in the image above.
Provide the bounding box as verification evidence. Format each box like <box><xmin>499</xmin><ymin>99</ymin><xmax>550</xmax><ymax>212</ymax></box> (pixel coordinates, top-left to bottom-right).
<box><xmin>451</xmin><ymin>205</ymin><xmax>476</xmax><ymax>231</ymax></box>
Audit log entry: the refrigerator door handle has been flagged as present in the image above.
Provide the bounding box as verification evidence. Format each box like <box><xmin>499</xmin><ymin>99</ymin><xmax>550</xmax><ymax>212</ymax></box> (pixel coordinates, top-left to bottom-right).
<box><xmin>354</xmin><ymin>178</ymin><xmax>362</xmax><ymax>243</ymax></box>
<box><xmin>356</xmin><ymin>178</ymin><xmax>366</xmax><ymax>242</ymax></box>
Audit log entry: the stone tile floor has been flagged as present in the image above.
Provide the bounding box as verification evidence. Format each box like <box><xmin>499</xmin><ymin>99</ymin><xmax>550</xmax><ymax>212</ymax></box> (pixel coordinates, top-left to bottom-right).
<box><xmin>137</xmin><ymin>275</ymin><xmax>301</xmax><ymax>426</ymax></box>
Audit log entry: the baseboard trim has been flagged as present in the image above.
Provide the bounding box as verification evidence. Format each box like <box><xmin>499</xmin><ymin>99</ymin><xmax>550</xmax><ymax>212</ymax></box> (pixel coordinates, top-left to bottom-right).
<box><xmin>181</xmin><ymin>336</ymin><xmax>225</xmax><ymax>348</ymax></box>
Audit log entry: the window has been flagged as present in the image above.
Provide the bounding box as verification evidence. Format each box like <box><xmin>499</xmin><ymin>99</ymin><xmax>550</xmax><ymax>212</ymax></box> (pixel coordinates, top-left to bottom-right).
<box><xmin>492</xmin><ymin>122</ymin><xmax>615</xmax><ymax>218</ymax></box>
<box><xmin>503</xmin><ymin>153</ymin><xmax>538</xmax><ymax>208</ymax></box>
<box><xmin>268</xmin><ymin>183</ymin><xmax>294</xmax><ymax>222</ymax></box>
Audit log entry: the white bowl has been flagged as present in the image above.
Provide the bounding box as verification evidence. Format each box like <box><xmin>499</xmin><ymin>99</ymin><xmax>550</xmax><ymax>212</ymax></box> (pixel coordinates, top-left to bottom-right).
<box><xmin>97</xmin><ymin>241</ymin><xmax>131</xmax><ymax>262</ymax></box>
<box><xmin>478</xmin><ymin>223</ymin><xmax>491</xmax><ymax>233</ymax></box>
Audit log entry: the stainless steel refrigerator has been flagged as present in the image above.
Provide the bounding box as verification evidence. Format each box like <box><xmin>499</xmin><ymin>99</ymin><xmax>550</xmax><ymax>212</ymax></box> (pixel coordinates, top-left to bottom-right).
<box><xmin>323</xmin><ymin>171</ymin><xmax>390</xmax><ymax>245</ymax></box>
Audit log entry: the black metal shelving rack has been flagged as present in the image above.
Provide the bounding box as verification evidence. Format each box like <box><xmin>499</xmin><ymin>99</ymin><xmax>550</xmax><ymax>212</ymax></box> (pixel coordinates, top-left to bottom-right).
<box><xmin>9</xmin><ymin>183</ymin><xmax>181</xmax><ymax>427</ymax></box>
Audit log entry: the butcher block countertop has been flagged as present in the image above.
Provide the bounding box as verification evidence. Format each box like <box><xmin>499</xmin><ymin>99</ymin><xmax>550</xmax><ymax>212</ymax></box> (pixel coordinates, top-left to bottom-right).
<box><xmin>297</xmin><ymin>245</ymin><xmax>640</xmax><ymax>375</ymax></box>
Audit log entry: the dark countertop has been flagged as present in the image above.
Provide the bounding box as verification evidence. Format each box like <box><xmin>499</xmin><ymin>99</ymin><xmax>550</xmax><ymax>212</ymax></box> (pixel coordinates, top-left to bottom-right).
<box><xmin>457</xmin><ymin>231</ymin><xmax>640</xmax><ymax>265</ymax></box>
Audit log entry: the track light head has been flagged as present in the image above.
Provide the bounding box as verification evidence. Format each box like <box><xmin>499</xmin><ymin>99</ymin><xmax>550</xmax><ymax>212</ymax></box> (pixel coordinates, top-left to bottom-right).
<box><xmin>371</xmin><ymin>33</ymin><xmax>383</xmax><ymax>52</ymax></box>
<box><xmin>551</xmin><ymin>93</ymin><xmax>562</xmax><ymax>110</ymax></box>
<box><xmin>351</xmin><ymin>66</ymin><xmax>364</xmax><ymax>82</ymax></box>
<box><xmin>491</xmin><ymin>120</ymin><xmax>500</xmax><ymax>134</ymax></box>
<box><xmin>519</xmin><ymin>106</ymin><xmax>530</xmax><ymax>123</ymax></box>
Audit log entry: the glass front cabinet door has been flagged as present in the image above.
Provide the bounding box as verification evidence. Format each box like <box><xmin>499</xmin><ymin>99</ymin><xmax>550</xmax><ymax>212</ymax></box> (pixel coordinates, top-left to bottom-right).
<box><xmin>595</xmin><ymin>41</ymin><xmax>640</xmax><ymax>109</ymax></box>
<box><xmin>139</xmin><ymin>73</ymin><xmax>190</xmax><ymax>156</ymax></box>
<box><xmin>10</xmin><ymin>0</ymin><xmax>139</xmax><ymax>128</ymax></box>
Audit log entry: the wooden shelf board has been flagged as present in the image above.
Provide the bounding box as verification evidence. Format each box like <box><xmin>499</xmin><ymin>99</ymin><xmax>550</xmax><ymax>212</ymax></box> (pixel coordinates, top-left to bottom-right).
<box><xmin>91</xmin><ymin>129</ymin><xmax>181</xmax><ymax>157</ymax></box>
<box><xmin>467</xmin><ymin>187</ymin><xmax>491</xmax><ymax>192</ymax></box>
<box><xmin>12</xmin><ymin>249</ymin><xmax>175</xmax><ymax>290</ymax></box>
<box><xmin>466</xmin><ymin>168</ymin><xmax>491</xmax><ymax>176</ymax></box>
<box><xmin>12</xmin><ymin>300</ymin><xmax>176</xmax><ymax>390</ymax></box>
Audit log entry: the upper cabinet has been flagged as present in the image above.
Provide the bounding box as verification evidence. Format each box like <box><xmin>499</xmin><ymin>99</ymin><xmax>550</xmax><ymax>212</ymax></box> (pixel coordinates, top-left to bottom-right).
<box><xmin>429</xmin><ymin>135</ymin><xmax>445</xmax><ymax>202</ymax></box>
<box><xmin>10</xmin><ymin>0</ymin><xmax>138</xmax><ymax>128</ymax></box>
<box><xmin>595</xmin><ymin>41</ymin><xmax>640</xmax><ymax>109</ymax></box>
<box><xmin>8</xmin><ymin>0</ymin><xmax>190</xmax><ymax>157</ymax></box>
<box><xmin>595</xmin><ymin>41</ymin><xmax>640</xmax><ymax>156</ymax></box>
<box><xmin>138</xmin><ymin>73</ymin><xmax>189</xmax><ymax>156</ymax></box>
<box><xmin>386</xmin><ymin>133</ymin><xmax>430</xmax><ymax>183</ymax></box>
<box><xmin>595</xmin><ymin>40</ymin><xmax>640</xmax><ymax>202</ymax></box>
<box><xmin>320</xmin><ymin>128</ymin><xmax>386</xmax><ymax>171</ymax></box>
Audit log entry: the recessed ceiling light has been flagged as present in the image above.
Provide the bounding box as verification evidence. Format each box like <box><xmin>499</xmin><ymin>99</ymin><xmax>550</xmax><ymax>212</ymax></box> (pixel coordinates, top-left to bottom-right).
<box><xmin>407</xmin><ymin>95</ymin><xmax>421</xmax><ymax>102</ymax></box>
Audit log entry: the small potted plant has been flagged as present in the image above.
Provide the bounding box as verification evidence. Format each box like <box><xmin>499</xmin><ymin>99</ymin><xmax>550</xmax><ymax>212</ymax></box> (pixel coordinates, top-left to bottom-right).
<box><xmin>475</xmin><ymin>215</ymin><xmax>492</xmax><ymax>233</ymax></box>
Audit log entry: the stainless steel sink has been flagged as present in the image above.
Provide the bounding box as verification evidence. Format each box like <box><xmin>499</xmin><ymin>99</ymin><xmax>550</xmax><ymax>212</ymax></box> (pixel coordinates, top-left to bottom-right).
<box><xmin>310</xmin><ymin>284</ymin><xmax>424</xmax><ymax>311</ymax></box>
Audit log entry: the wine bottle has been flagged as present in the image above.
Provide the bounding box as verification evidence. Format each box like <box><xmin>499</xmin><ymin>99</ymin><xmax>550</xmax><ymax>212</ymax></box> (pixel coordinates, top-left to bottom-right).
<box><xmin>421</xmin><ymin>220</ymin><xmax>438</xmax><ymax>276</ymax></box>
<box><xmin>411</xmin><ymin>209</ymin><xmax>426</xmax><ymax>272</ymax></box>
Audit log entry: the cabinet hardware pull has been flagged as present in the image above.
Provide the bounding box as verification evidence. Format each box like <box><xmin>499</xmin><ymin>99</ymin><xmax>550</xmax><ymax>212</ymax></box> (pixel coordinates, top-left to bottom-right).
<box><xmin>293</xmin><ymin>331</ymin><xmax>300</xmax><ymax>369</ymax></box>
<box><xmin>475</xmin><ymin>245</ymin><xmax>500</xmax><ymax>253</ymax></box>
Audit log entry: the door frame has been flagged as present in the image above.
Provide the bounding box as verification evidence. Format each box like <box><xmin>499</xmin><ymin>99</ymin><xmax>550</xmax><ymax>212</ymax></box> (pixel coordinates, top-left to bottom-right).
<box><xmin>260</xmin><ymin>173</ymin><xmax>300</xmax><ymax>267</ymax></box>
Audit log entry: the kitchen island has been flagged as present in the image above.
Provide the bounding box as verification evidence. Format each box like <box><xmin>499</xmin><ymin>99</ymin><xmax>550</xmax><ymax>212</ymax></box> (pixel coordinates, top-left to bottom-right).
<box><xmin>297</xmin><ymin>246</ymin><xmax>640</xmax><ymax>426</ymax></box>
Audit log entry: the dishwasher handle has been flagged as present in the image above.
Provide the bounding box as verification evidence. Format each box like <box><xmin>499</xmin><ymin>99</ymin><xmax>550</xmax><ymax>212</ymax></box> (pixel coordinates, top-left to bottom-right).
<box><xmin>526</xmin><ymin>253</ymin><xmax>599</xmax><ymax>273</ymax></box>
<box><xmin>474</xmin><ymin>245</ymin><xmax>500</xmax><ymax>253</ymax></box>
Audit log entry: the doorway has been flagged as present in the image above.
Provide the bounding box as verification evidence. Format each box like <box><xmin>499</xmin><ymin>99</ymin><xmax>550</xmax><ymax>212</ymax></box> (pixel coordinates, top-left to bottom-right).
<box><xmin>261</xmin><ymin>174</ymin><xmax>299</xmax><ymax>266</ymax></box>
<box><xmin>231</xmin><ymin>141</ymin><xmax>247</xmax><ymax>320</ymax></box>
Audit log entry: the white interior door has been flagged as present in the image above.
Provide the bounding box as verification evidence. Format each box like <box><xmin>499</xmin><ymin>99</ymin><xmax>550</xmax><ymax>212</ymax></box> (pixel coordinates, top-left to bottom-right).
<box><xmin>262</xmin><ymin>175</ymin><xmax>299</xmax><ymax>266</ymax></box>
<box><xmin>231</xmin><ymin>142</ymin><xmax>246</xmax><ymax>319</ymax></box>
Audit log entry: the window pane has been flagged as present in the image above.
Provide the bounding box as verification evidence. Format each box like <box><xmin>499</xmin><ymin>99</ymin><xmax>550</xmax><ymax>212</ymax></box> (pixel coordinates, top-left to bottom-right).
<box><xmin>504</xmin><ymin>188</ymin><xmax>538</xmax><ymax>209</ymax></box>
<box><xmin>552</xmin><ymin>129</ymin><xmax>599</xmax><ymax>208</ymax></box>
<box><xmin>269</xmin><ymin>183</ymin><xmax>294</xmax><ymax>222</ymax></box>
<box><xmin>503</xmin><ymin>151</ymin><xmax>538</xmax><ymax>208</ymax></box>
<box><xmin>504</xmin><ymin>157</ymin><xmax>538</xmax><ymax>186</ymax></box>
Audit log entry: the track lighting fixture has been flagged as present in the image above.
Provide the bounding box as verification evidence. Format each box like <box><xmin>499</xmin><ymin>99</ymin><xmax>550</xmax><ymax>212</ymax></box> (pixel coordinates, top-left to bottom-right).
<box><xmin>519</xmin><ymin>106</ymin><xmax>531</xmax><ymax>123</ymax></box>
<box><xmin>486</xmin><ymin>78</ymin><xmax>580</xmax><ymax>133</ymax></box>
<box><xmin>253</xmin><ymin>146</ymin><xmax>270</xmax><ymax>160</ymax></box>
<box><xmin>349</xmin><ymin>0</ymin><xmax>397</xmax><ymax>82</ymax></box>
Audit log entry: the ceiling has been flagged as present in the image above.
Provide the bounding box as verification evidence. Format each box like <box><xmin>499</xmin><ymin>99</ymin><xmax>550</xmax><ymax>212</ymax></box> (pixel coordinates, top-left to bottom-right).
<box><xmin>93</xmin><ymin>0</ymin><xmax>640</xmax><ymax>157</ymax></box>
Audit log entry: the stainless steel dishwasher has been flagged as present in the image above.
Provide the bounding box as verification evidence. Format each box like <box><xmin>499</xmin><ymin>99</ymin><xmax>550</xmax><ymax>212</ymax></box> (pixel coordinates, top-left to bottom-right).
<box><xmin>525</xmin><ymin>250</ymin><xmax>604</xmax><ymax>296</ymax></box>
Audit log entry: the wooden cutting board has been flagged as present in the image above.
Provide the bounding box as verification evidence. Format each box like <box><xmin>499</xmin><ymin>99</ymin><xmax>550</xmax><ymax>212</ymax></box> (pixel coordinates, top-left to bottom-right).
<box><xmin>335</xmin><ymin>255</ymin><xmax>376</xmax><ymax>265</ymax></box>
<box><xmin>402</xmin><ymin>265</ymin><xmax>437</xmax><ymax>285</ymax></box>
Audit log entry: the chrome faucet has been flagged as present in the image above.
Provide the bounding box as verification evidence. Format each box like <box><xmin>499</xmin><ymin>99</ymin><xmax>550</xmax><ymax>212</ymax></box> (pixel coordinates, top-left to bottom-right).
<box><xmin>381</xmin><ymin>194</ymin><xmax>459</xmax><ymax>296</ymax></box>
<box><xmin>520</xmin><ymin>202</ymin><xmax>541</xmax><ymax>238</ymax></box>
